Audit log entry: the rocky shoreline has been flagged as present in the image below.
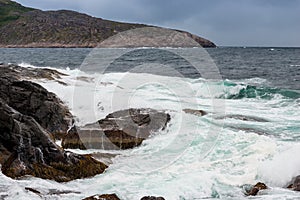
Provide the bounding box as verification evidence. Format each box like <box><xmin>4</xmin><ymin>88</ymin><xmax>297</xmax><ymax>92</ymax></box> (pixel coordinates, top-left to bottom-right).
<box><xmin>0</xmin><ymin>64</ymin><xmax>299</xmax><ymax>199</ymax></box>
<box><xmin>0</xmin><ymin>64</ymin><xmax>172</xmax><ymax>199</ymax></box>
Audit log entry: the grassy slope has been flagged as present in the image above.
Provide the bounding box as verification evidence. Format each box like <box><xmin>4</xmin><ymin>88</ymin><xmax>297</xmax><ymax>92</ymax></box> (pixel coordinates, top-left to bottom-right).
<box><xmin>0</xmin><ymin>0</ymin><xmax>34</xmax><ymax>27</ymax></box>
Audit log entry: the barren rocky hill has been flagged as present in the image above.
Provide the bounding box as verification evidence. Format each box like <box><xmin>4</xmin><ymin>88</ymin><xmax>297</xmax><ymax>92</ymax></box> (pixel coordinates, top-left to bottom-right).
<box><xmin>0</xmin><ymin>0</ymin><xmax>216</xmax><ymax>47</ymax></box>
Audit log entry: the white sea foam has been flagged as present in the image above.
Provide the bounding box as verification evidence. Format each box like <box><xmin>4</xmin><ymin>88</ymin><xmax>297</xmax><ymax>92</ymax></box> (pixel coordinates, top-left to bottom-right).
<box><xmin>258</xmin><ymin>144</ymin><xmax>300</xmax><ymax>187</ymax></box>
<box><xmin>1</xmin><ymin>65</ymin><xmax>299</xmax><ymax>199</ymax></box>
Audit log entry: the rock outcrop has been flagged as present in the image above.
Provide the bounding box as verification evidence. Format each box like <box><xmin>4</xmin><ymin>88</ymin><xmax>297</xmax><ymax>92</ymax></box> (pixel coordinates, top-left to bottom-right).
<box><xmin>63</xmin><ymin>108</ymin><xmax>171</xmax><ymax>150</ymax></box>
<box><xmin>0</xmin><ymin>64</ymin><xmax>107</xmax><ymax>182</ymax></box>
<box><xmin>0</xmin><ymin>1</ymin><xmax>216</xmax><ymax>48</ymax></box>
<box><xmin>0</xmin><ymin>99</ymin><xmax>107</xmax><ymax>182</ymax></box>
<box><xmin>0</xmin><ymin>64</ymin><xmax>72</xmax><ymax>140</ymax></box>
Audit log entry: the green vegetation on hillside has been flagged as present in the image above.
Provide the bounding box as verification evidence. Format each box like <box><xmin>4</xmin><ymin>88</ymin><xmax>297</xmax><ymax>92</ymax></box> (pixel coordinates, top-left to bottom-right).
<box><xmin>0</xmin><ymin>0</ymin><xmax>34</xmax><ymax>27</ymax></box>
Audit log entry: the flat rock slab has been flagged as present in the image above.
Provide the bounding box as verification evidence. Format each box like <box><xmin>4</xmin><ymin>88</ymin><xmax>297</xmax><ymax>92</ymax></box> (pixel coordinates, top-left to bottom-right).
<box><xmin>63</xmin><ymin>108</ymin><xmax>171</xmax><ymax>150</ymax></box>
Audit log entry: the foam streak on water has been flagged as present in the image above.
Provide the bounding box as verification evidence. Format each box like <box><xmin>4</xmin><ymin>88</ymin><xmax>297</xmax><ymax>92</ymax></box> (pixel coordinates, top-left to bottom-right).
<box><xmin>1</xmin><ymin>64</ymin><xmax>300</xmax><ymax>200</ymax></box>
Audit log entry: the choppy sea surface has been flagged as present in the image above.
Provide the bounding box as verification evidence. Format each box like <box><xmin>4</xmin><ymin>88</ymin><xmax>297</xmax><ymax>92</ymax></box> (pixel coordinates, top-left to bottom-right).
<box><xmin>0</xmin><ymin>47</ymin><xmax>299</xmax><ymax>200</ymax></box>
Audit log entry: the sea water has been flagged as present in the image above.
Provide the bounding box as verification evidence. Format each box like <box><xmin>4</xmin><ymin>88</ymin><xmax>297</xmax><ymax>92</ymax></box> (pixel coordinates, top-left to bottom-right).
<box><xmin>0</xmin><ymin>47</ymin><xmax>299</xmax><ymax>200</ymax></box>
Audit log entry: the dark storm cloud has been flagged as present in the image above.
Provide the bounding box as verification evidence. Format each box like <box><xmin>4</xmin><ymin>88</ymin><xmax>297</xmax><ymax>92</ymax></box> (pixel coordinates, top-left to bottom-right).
<box><xmin>15</xmin><ymin>0</ymin><xmax>300</xmax><ymax>47</ymax></box>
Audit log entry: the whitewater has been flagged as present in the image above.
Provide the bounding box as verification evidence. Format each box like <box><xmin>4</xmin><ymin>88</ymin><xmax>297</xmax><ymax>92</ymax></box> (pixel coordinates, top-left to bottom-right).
<box><xmin>0</xmin><ymin>62</ymin><xmax>298</xmax><ymax>199</ymax></box>
<box><xmin>0</xmin><ymin>47</ymin><xmax>299</xmax><ymax>199</ymax></box>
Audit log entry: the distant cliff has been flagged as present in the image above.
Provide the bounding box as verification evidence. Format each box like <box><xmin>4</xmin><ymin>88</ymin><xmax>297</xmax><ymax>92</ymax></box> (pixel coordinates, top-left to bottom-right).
<box><xmin>0</xmin><ymin>0</ymin><xmax>216</xmax><ymax>48</ymax></box>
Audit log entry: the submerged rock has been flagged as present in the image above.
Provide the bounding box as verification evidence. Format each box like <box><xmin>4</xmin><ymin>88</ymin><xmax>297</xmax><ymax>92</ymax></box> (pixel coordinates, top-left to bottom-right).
<box><xmin>183</xmin><ymin>108</ymin><xmax>207</xmax><ymax>116</ymax></box>
<box><xmin>244</xmin><ymin>182</ymin><xmax>268</xmax><ymax>196</ymax></box>
<box><xmin>82</xmin><ymin>194</ymin><xmax>120</xmax><ymax>200</ymax></box>
<box><xmin>63</xmin><ymin>108</ymin><xmax>170</xmax><ymax>150</ymax></box>
<box><xmin>215</xmin><ymin>114</ymin><xmax>269</xmax><ymax>122</ymax></box>
<box><xmin>0</xmin><ymin>64</ymin><xmax>72</xmax><ymax>140</ymax></box>
<box><xmin>25</xmin><ymin>187</ymin><xmax>42</xmax><ymax>195</ymax></box>
<box><xmin>25</xmin><ymin>187</ymin><xmax>81</xmax><ymax>197</ymax></box>
<box><xmin>140</xmin><ymin>196</ymin><xmax>165</xmax><ymax>200</ymax></box>
<box><xmin>227</xmin><ymin>126</ymin><xmax>269</xmax><ymax>136</ymax></box>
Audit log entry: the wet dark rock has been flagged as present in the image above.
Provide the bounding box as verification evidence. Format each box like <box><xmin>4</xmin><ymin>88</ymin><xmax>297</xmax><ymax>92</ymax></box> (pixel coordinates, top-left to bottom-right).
<box><xmin>227</xmin><ymin>126</ymin><xmax>269</xmax><ymax>136</ymax></box>
<box><xmin>0</xmin><ymin>64</ymin><xmax>67</xmax><ymax>80</ymax></box>
<box><xmin>25</xmin><ymin>187</ymin><xmax>42</xmax><ymax>195</ymax></box>
<box><xmin>140</xmin><ymin>196</ymin><xmax>165</xmax><ymax>200</ymax></box>
<box><xmin>47</xmin><ymin>189</ymin><xmax>81</xmax><ymax>195</ymax></box>
<box><xmin>0</xmin><ymin>98</ymin><xmax>107</xmax><ymax>182</ymax></box>
<box><xmin>63</xmin><ymin>108</ymin><xmax>170</xmax><ymax>150</ymax></box>
<box><xmin>25</xmin><ymin>187</ymin><xmax>81</xmax><ymax>196</ymax></box>
<box><xmin>216</xmin><ymin>114</ymin><xmax>269</xmax><ymax>122</ymax></box>
<box><xmin>287</xmin><ymin>175</ymin><xmax>300</xmax><ymax>191</ymax></box>
<box><xmin>244</xmin><ymin>182</ymin><xmax>268</xmax><ymax>196</ymax></box>
<box><xmin>62</xmin><ymin>125</ymin><xmax>86</xmax><ymax>150</ymax></box>
<box><xmin>0</xmin><ymin>64</ymin><xmax>72</xmax><ymax>140</ymax></box>
<box><xmin>183</xmin><ymin>108</ymin><xmax>207</xmax><ymax>116</ymax></box>
<box><xmin>82</xmin><ymin>193</ymin><xmax>120</xmax><ymax>200</ymax></box>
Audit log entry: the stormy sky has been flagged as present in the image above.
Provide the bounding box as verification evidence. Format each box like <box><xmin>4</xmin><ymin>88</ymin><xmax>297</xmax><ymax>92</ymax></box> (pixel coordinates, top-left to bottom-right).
<box><xmin>15</xmin><ymin>0</ymin><xmax>300</xmax><ymax>47</ymax></box>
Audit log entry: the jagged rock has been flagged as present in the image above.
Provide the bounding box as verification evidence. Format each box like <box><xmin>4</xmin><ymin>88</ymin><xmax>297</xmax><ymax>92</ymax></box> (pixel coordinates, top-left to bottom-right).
<box><xmin>244</xmin><ymin>182</ymin><xmax>268</xmax><ymax>196</ymax></box>
<box><xmin>0</xmin><ymin>64</ymin><xmax>72</xmax><ymax>139</ymax></box>
<box><xmin>140</xmin><ymin>196</ymin><xmax>165</xmax><ymax>200</ymax></box>
<box><xmin>63</xmin><ymin>108</ymin><xmax>170</xmax><ymax>150</ymax></box>
<box><xmin>0</xmin><ymin>98</ymin><xmax>107</xmax><ymax>182</ymax></box>
<box><xmin>183</xmin><ymin>108</ymin><xmax>207</xmax><ymax>116</ymax></box>
<box><xmin>287</xmin><ymin>175</ymin><xmax>300</xmax><ymax>191</ymax></box>
<box><xmin>82</xmin><ymin>193</ymin><xmax>120</xmax><ymax>200</ymax></box>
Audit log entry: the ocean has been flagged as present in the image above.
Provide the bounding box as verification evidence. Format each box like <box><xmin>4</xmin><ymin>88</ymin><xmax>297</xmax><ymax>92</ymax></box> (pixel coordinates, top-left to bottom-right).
<box><xmin>0</xmin><ymin>47</ymin><xmax>299</xmax><ymax>200</ymax></box>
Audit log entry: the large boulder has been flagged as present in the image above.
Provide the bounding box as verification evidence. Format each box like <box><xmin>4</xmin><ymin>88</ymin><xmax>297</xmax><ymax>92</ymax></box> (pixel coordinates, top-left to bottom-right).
<box><xmin>0</xmin><ymin>64</ymin><xmax>72</xmax><ymax>139</ymax></box>
<box><xmin>63</xmin><ymin>108</ymin><xmax>170</xmax><ymax>150</ymax></box>
<box><xmin>0</xmin><ymin>99</ymin><xmax>107</xmax><ymax>182</ymax></box>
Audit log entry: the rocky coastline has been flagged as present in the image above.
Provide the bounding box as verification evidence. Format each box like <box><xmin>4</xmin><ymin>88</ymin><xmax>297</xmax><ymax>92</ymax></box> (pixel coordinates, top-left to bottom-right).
<box><xmin>1</xmin><ymin>63</ymin><xmax>299</xmax><ymax>199</ymax></box>
<box><xmin>0</xmin><ymin>64</ymin><xmax>172</xmax><ymax>199</ymax></box>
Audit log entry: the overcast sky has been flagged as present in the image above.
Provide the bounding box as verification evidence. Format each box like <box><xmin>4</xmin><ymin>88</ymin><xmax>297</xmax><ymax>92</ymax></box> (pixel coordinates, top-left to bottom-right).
<box><xmin>15</xmin><ymin>0</ymin><xmax>300</xmax><ymax>47</ymax></box>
